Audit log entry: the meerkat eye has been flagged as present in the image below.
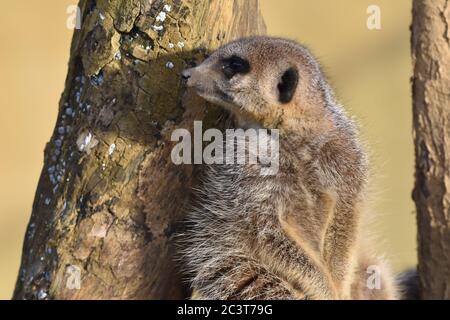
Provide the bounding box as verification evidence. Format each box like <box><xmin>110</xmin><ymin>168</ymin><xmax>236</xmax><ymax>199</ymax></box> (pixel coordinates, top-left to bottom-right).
<box><xmin>221</xmin><ymin>55</ymin><xmax>250</xmax><ymax>79</ymax></box>
<box><xmin>277</xmin><ymin>67</ymin><xmax>299</xmax><ymax>104</ymax></box>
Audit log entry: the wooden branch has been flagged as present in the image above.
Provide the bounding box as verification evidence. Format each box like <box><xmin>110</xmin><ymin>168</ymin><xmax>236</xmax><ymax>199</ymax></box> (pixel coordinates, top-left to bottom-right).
<box><xmin>412</xmin><ymin>0</ymin><xmax>450</xmax><ymax>299</ymax></box>
<box><xmin>13</xmin><ymin>0</ymin><xmax>265</xmax><ymax>300</ymax></box>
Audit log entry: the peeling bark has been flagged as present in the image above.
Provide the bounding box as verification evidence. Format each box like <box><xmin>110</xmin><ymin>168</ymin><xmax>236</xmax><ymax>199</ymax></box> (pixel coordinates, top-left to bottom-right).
<box><xmin>13</xmin><ymin>0</ymin><xmax>265</xmax><ymax>300</ymax></box>
<box><xmin>412</xmin><ymin>0</ymin><xmax>450</xmax><ymax>299</ymax></box>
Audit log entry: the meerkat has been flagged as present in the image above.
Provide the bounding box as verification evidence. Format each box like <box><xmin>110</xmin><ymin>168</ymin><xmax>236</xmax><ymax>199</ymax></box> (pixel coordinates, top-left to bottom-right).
<box><xmin>179</xmin><ymin>36</ymin><xmax>399</xmax><ymax>300</ymax></box>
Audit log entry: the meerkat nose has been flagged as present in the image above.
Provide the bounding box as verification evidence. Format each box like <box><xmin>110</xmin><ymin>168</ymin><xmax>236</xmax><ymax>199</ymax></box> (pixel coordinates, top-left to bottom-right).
<box><xmin>181</xmin><ymin>69</ymin><xmax>191</xmax><ymax>80</ymax></box>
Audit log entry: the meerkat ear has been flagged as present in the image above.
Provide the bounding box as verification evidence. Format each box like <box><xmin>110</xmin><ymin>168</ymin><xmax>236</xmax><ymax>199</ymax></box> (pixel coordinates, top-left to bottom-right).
<box><xmin>277</xmin><ymin>67</ymin><xmax>299</xmax><ymax>104</ymax></box>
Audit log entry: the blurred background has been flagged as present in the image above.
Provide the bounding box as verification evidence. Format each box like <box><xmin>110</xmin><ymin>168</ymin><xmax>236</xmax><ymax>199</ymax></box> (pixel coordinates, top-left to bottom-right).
<box><xmin>0</xmin><ymin>0</ymin><xmax>414</xmax><ymax>299</ymax></box>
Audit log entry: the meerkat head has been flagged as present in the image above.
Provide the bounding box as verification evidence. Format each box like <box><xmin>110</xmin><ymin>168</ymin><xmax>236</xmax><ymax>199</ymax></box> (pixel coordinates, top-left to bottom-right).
<box><xmin>182</xmin><ymin>36</ymin><xmax>334</xmax><ymax>130</ymax></box>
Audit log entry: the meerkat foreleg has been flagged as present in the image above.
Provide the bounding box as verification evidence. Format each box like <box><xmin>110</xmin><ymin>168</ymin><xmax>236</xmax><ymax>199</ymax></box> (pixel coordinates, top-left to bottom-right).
<box><xmin>190</xmin><ymin>255</ymin><xmax>304</xmax><ymax>300</ymax></box>
<box><xmin>273</xmin><ymin>191</ymin><xmax>340</xmax><ymax>299</ymax></box>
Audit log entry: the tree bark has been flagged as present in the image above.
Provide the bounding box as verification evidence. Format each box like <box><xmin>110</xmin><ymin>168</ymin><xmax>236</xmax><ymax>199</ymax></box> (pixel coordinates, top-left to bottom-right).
<box><xmin>13</xmin><ymin>0</ymin><xmax>265</xmax><ymax>300</ymax></box>
<box><xmin>412</xmin><ymin>0</ymin><xmax>450</xmax><ymax>299</ymax></box>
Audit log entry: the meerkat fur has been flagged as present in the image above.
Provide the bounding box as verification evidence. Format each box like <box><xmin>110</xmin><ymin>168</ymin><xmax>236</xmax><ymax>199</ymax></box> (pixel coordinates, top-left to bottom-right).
<box><xmin>179</xmin><ymin>36</ymin><xmax>399</xmax><ymax>300</ymax></box>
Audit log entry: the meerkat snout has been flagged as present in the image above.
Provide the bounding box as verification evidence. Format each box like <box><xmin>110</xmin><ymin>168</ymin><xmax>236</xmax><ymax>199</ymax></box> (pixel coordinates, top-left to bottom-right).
<box><xmin>181</xmin><ymin>67</ymin><xmax>205</xmax><ymax>90</ymax></box>
<box><xmin>180</xmin><ymin>66</ymin><xmax>204</xmax><ymax>88</ymax></box>
<box><xmin>181</xmin><ymin>69</ymin><xmax>191</xmax><ymax>80</ymax></box>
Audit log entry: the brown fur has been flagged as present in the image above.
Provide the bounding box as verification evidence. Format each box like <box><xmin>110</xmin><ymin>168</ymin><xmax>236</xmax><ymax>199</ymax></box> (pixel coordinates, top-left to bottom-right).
<box><xmin>179</xmin><ymin>36</ymin><xmax>398</xmax><ymax>300</ymax></box>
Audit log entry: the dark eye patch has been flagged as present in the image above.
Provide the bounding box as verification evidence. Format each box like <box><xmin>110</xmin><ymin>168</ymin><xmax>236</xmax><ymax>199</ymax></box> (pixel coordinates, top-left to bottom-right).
<box><xmin>221</xmin><ymin>55</ymin><xmax>250</xmax><ymax>79</ymax></box>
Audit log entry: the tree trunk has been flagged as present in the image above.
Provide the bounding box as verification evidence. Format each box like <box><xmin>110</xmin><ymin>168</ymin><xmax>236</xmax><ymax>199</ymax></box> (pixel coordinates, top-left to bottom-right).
<box><xmin>13</xmin><ymin>0</ymin><xmax>265</xmax><ymax>300</ymax></box>
<box><xmin>412</xmin><ymin>0</ymin><xmax>450</xmax><ymax>299</ymax></box>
